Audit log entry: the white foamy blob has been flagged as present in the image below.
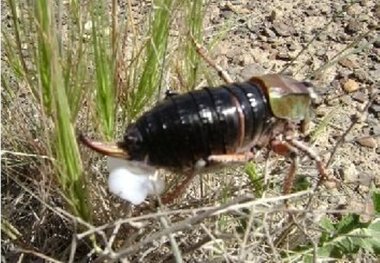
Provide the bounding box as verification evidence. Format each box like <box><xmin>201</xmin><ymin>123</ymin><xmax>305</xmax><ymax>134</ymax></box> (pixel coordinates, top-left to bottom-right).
<box><xmin>107</xmin><ymin>157</ymin><xmax>164</xmax><ymax>205</ymax></box>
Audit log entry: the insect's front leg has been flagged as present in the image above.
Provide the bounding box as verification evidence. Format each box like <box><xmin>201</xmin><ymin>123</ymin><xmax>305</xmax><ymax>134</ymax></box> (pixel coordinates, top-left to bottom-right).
<box><xmin>285</xmin><ymin>138</ymin><xmax>339</xmax><ymax>189</ymax></box>
<box><xmin>271</xmin><ymin>139</ymin><xmax>300</xmax><ymax>196</ymax></box>
<box><xmin>271</xmin><ymin>135</ymin><xmax>339</xmax><ymax>196</ymax></box>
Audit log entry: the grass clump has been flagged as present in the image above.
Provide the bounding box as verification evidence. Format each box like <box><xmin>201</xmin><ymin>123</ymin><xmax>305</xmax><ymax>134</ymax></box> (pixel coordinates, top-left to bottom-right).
<box><xmin>127</xmin><ymin>0</ymin><xmax>175</xmax><ymax>120</ymax></box>
<box><xmin>1</xmin><ymin>0</ymin><xmax>205</xmax><ymax>260</ymax></box>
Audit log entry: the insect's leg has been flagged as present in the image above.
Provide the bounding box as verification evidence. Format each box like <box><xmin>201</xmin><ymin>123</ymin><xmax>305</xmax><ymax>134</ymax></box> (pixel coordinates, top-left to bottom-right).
<box><xmin>160</xmin><ymin>152</ymin><xmax>254</xmax><ymax>205</ymax></box>
<box><xmin>160</xmin><ymin>171</ymin><xmax>197</xmax><ymax>204</ymax></box>
<box><xmin>190</xmin><ymin>34</ymin><xmax>234</xmax><ymax>84</ymax></box>
<box><xmin>284</xmin><ymin>154</ymin><xmax>300</xmax><ymax>196</ymax></box>
<box><xmin>285</xmin><ymin>138</ymin><xmax>339</xmax><ymax>189</ymax></box>
<box><xmin>271</xmin><ymin>140</ymin><xmax>300</xmax><ymax>195</ymax></box>
<box><xmin>207</xmin><ymin>152</ymin><xmax>254</xmax><ymax>164</ymax></box>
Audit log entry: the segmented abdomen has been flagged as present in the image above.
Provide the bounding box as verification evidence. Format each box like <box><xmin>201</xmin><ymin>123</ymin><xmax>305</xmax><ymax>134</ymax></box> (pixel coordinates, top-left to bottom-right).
<box><xmin>133</xmin><ymin>81</ymin><xmax>272</xmax><ymax>169</ymax></box>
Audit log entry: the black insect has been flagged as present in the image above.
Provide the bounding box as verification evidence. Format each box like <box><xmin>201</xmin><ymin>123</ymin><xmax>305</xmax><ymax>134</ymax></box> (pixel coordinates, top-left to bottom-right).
<box><xmin>80</xmin><ymin>74</ymin><xmax>333</xmax><ymax>203</ymax></box>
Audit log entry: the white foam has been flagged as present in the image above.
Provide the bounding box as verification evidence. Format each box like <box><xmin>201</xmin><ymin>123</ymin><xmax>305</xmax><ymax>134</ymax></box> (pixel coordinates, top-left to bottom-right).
<box><xmin>106</xmin><ymin>157</ymin><xmax>164</xmax><ymax>205</ymax></box>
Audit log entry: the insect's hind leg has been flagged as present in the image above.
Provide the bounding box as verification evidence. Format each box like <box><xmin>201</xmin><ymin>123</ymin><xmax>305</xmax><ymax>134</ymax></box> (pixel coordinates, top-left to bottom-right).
<box><xmin>160</xmin><ymin>171</ymin><xmax>197</xmax><ymax>204</ymax></box>
<box><xmin>160</xmin><ymin>153</ymin><xmax>255</xmax><ymax>204</ymax></box>
<box><xmin>207</xmin><ymin>152</ymin><xmax>254</xmax><ymax>164</ymax></box>
<box><xmin>190</xmin><ymin>34</ymin><xmax>234</xmax><ymax>84</ymax></box>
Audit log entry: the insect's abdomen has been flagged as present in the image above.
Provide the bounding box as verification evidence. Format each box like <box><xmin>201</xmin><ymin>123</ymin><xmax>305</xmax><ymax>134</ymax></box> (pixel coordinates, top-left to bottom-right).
<box><xmin>131</xmin><ymin>81</ymin><xmax>272</xmax><ymax>169</ymax></box>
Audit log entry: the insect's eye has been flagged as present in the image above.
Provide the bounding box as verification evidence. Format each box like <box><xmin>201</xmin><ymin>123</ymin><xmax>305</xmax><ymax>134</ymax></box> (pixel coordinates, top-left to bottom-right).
<box><xmin>301</xmin><ymin>82</ymin><xmax>319</xmax><ymax>103</ymax></box>
<box><xmin>126</xmin><ymin>134</ymin><xmax>138</xmax><ymax>143</ymax></box>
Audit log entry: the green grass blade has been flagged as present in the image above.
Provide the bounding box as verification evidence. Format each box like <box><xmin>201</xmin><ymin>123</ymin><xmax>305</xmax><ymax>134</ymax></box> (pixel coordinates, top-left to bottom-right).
<box><xmin>183</xmin><ymin>0</ymin><xmax>204</xmax><ymax>90</ymax></box>
<box><xmin>128</xmin><ymin>0</ymin><xmax>174</xmax><ymax>119</ymax></box>
<box><xmin>91</xmin><ymin>2</ymin><xmax>116</xmax><ymax>139</ymax></box>
<box><xmin>34</xmin><ymin>0</ymin><xmax>54</xmax><ymax>114</ymax></box>
<box><xmin>32</xmin><ymin>0</ymin><xmax>90</xmax><ymax>221</ymax></box>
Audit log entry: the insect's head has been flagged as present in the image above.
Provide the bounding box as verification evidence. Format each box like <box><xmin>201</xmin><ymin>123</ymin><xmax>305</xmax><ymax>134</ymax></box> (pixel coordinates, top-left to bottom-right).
<box><xmin>79</xmin><ymin>129</ymin><xmax>160</xmax><ymax>205</ymax></box>
<box><xmin>119</xmin><ymin>126</ymin><xmax>147</xmax><ymax>161</ymax></box>
<box><xmin>251</xmin><ymin>74</ymin><xmax>317</xmax><ymax>122</ymax></box>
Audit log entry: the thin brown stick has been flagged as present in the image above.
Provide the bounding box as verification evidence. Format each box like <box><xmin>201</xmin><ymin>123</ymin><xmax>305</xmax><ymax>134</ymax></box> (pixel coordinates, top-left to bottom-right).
<box><xmin>199</xmin><ymin>223</ymin><xmax>232</xmax><ymax>262</ymax></box>
<box><xmin>17</xmin><ymin>249</ymin><xmax>63</xmax><ymax>263</ymax></box>
<box><xmin>159</xmin><ymin>215</ymin><xmax>183</xmax><ymax>263</ymax></box>
<box><xmin>190</xmin><ymin>33</ymin><xmax>234</xmax><ymax>83</ymax></box>
<box><xmin>111</xmin><ymin>195</ymin><xmax>253</xmax><ymax>259</ymax></box>
<box><xmin>100</xmin><ymin>191</ymin><xmax>316</xmax><ymax>260</ymax></box>
<box><xmin>239</xmin><ymin>207</ymin><xmax>257</xmax><ymax>260</ymax></box>
<box><xmin>79</xmin><ymin>190</ymin><xmax>313</xmax><ymax>239</ymax></box>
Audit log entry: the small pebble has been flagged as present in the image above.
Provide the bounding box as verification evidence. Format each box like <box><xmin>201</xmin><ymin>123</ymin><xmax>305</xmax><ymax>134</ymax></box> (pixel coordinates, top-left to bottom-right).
<box><xmin>326</xmin><ymin>98</ymin><xmax>340</xmax><ymax>106</ymax></box>
<box><xmin>338</xmin><ymin>58</ymin><xmax>357</xmax><ymax>69</ymax></box>
<box><xmin>220</xmin><ymin>10</ymin><xmax>233</xmax><ymax>19</ymax></box>
<box><xmin>240</xmin><ymin>63</ymin><xmax>266</xmax><ymax>80</ymax></box>
<box><xmin>287</xmin><ymin>42</ymin><xmax>297</xmax><ymax>51</ymax></box>
<box><xmin>319</xmin><ymin>4</ymin><xmax>331</xmax><ymax>15</ymax></box>
<box><xmin>353</xmin><ymin>69</ymin><xmax>368</xmax><ymax>82</ymax></box>
<box><xmin>370</xmin><ymin>124</ymin><xmax>380</xmax><ymax>135</ymax></box>
<box><xmin>264</xmin><ymin>28</ymin><xmax>276</xmax><ymax>38</ymax></box>
<box><xmin>352</xmin><ymin>92</ymin><xmax>368</xmax><ymax>103</ymax></box>
<box><xmin>317</xmin><ymin>33</ymin><xmax>327</xmax><ymax>41</ymax></box>
<box><xmin>342</xmin><ymin>79</ymin><xmax>360</xmax><ymax>93</ymax></box>
<box><xmin>345</xmin><ymin>20</ymin><xmax>361</xmax><ymax>34</ymax></box>
<box><xmin>369</xmin><ymin>104</ymin><xmax>380</xmax><ymax>118</ymax></box>
<box><xmin>268</xmin><ymin>10</ymin><xmax>277</xmax><ymax>22</ymax></box>
<box><xmin>276</xmin><ymin>52</ymin><xmax>292</xmax><ymax>61</ymax></box>
<box><xmin>272</xmin><ymin>22</ymin><xmax>292</xmax><ymax>37</ymax></box>
<box><xmin>331</xmin><ymin>79</ymin><xmax>341</xmax><ymax>90</ymax></box>
<box><xmin>304</xmin><ymin>7</ymin><xmax>318</xmax><ymax>16</ymax></box>
<box><xmin>375</xmin><ymin>4</ymin><xmax>380</xmax><ymax>19</ymax></box>
<box><xmin>356</xmin><ymin>136</ymin><xmax>377</xmax><ymax>148</ymax></box>
<box><xmin>340</xmin><ymin>95</ymin><xmax>352</xmax><ymax>105</ymax></box>
<box><xmin>247</xmin><ymin>18</ymin><xmax>259</xmax><ymax>32</ymax></box>
<box><xmin>358</xmin><ymin>14</ymin><xmax>370</xmax><ymax>23</ymax></box>
<box><xmin>360</xmin><ymin>201</ymin><xmax>375</xmax><ymax>223</ymax></box>
<box><xmin>338</xmin><ymin>163</ymin><xmax>358</xmax><ymax>182</ymax></box>
<box><xmin>315</xmin><ymin>105</ymin><xmax>329</xmax><ymax>117</ymax></box>
<box><xmin>373</xmin><ymin>40</ymin><xmax>380</xmax><ymax>49</ymax></box>
<box><xmin>369</xmin><ymin>68</ymin><xmax>380</xmax><ymax>83</ymax></box>
<box><xmin>359</xmin><ymin>0</ymin><xmax>370</xmax><ymax>6</ymax></box>
<box><xmin>346</xmin><ymin>3</ymin><xmax>361</xmax><ymax>16</ymax></box>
